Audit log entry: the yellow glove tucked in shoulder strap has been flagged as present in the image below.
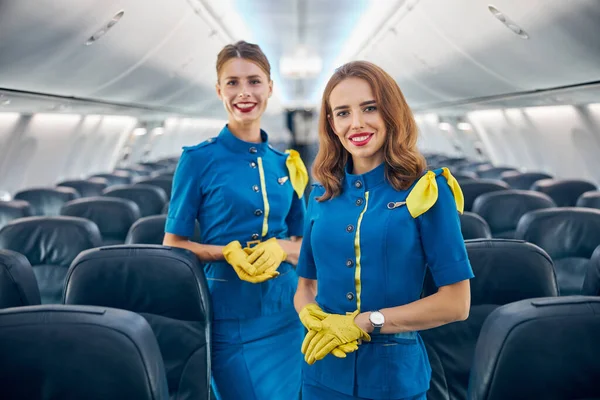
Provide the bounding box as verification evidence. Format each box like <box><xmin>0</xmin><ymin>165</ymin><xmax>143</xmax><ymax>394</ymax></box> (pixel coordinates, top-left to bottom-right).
<box><xmin>285</xmin><ymin>149</ymin><xmax>309</xmax><ymax>198</ymax></box>
<box><xmin>405</xmin><ymin>168</ymin><xmax>464</xmax><ymax>218</ymax></box>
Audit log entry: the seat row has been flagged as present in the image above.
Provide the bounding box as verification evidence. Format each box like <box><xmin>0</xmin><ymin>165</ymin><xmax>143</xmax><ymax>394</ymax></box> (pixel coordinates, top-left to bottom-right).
<box><xmin>1</xmin><ymin>240</ymin><xmax>599</xmax><ymax>399</ymax></box>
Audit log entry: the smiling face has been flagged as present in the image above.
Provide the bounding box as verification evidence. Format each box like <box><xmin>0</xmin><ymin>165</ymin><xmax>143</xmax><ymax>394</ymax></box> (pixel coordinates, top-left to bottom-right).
<box><xmin>328</xmin><ymin>77</ymin><xmax>387</xmax><ymax>173</ymax></box>
<box><xmin>216</xmin><ymin>58</ymin><xmax>273</xmax><ymax>126</ymax></box>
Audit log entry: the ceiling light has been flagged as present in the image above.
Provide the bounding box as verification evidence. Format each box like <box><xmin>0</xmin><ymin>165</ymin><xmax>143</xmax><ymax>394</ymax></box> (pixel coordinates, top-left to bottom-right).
<box><xmin>133</xmin><ymin>128</ymin><xmax>147</xmax><ymax>136</ymax></box>
<box><xmin>488</xmin><ymin>5</ymin><xmax>529</xmax><ymax>39</ymax></box>
<box><xmin>457</xmin><ymin>122</ymin><xmax>472</xmax><ymax>131</ymax></box>
<box><xmin>439</xmin><ymin>122</ymin><xmax>452</xmax><ymax>131</ymax></box>
<box><xmin>153</xmin><ymin>127</ymin><xmax>165</xmax><ymax>136</ymax></box>
<box><xmin>280</xmin><ymin>45</ymin><xmax>322</xmax><ymax>79</ymax></box>
<box><xmin>86</xmin><ymin>10</ymin><xmax>125</xmax><ymax>45</ymax></box>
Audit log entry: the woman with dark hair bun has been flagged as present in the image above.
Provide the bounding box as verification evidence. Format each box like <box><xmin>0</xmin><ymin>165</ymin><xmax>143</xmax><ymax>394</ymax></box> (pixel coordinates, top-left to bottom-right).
<box><xmin>294</xmin><ymin>60</ymin><xmax>474</xmax><ymax>399</ymax></box>
<box><xmin>164</xmin><ymin>40</ymin><xmax>308</xmax><ymax>399</ymax></box>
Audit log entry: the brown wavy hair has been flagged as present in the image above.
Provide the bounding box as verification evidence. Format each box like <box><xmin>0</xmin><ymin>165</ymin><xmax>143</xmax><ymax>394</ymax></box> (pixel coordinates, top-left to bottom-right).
<box><xmin>313</xmin><ymin>60</ymin><xmax>427</xmax><ymax>201</ymax></box>
<box><xmin>216</xmin><ymin>40</ymin><xmax>271</xmax><ymax>82</ymax></box>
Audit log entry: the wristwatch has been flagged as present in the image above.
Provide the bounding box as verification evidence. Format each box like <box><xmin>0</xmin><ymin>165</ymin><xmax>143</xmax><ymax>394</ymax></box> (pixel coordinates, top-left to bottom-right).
<box><xmin>369</xmin><ymin>311</ymin><xmax>385</xmax><ymax>334</ymax></box>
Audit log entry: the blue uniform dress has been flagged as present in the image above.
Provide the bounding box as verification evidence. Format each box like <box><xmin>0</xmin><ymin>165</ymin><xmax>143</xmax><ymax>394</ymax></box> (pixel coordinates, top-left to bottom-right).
<box><xmin>165</xmin><ymin>125</ymin><xmax>306</xmax><ymax>400</ymax></box>
<box><xmin>297</xmin><ymin>161</ymin><xmax>474</xmax><ymax>400</ymax></box>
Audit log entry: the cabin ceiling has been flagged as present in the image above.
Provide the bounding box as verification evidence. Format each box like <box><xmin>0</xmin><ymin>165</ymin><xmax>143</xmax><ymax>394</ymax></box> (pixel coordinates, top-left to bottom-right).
<box><xmin>0</xmin><ymin>0</ymin><xmax>598</xmax><ymax>118</ymax></box>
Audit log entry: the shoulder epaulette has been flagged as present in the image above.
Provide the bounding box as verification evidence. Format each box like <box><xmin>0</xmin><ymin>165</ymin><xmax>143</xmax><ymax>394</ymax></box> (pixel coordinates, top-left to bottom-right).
<box><xmin>182</xmin><ymin>137</ymin><xmax>217</xmax><ymax>152</ymax></box>
<box><xmin>405</xmin><ymin>167</ymin><xmax>464</xmax><ymax>218</ymax></box>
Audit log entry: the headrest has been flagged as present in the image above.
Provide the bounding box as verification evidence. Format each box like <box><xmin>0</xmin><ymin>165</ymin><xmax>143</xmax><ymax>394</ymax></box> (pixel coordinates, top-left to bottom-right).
<box><xmin>515</xmin><ymin>208</ymin><xmax>600</xmax><ymax>260</ymax></box>
<box><xmin>576</xmin><ymin>190</ymin><xmax>600</xmax><ymax>209</ymax></box>
<box><xmin>135</xmin><ymin>177</ymin><xmax>173</xmax><ymax>198</ymax></box>
<box><xmin>65</xmin><ymin>245</ymin><xmax>211</xmax><ymax>322</ymax></box>
<box><xmin>0</xmin><ymin>200</ymin><xmax>33</xmax><ymax>230</ymax></box>
<box><xmin>460</xmin><ymin>180</ymin><xmax>510</xmax><ymax>211</ymax></box>
<box><xmin>162</xmin><ymin>201</ymin><xmax>169</xmax><ymax>214</ymax></box>
<box><xmin>57</xmin><ymin>179</ymin><xmax>108</xmax><ymax>197</ymax></box>
<box><xmin>469</xmin><ymin>296</ymin><xmax>600</xmax><ymax>400</ymax></box>
<box><xmin>14</xmin><ymin>187</ymin><xmax>79</xmax><ymax>216</ymax></box>
<box><xmin>475</xmin><ymin>166</ymin><xmax>518</xmax><ymax>179</ymax></box>
<box><xmin>500</xmin><ymin>171</ymin><xmax>553</xmax><ymax>190</ymax></box>
<box><xmin>531</xmin><ymin>179</ymin><xmax>597</xmax><ymax>207</ymax></box>
<box><xmin>61</xmin><ymin>197</ymin><xmax>141</xmax><ymax>244</ymax></box>
<box><xmin>465</xmin><ymin>239</ymin><xmax>558</xmax><ymax>305</ymax></box>
<box><xmin>582</xmin><ymin>245</ymin><xmax>600</xmax><ymax>296</ymax></box>
<box><xmin>0</xmin><ymin>216</ymin><xmax>102</xmax><ymax>267</ymax></box>
<box><xmin>472</xmin><ymin>190</ymin><xmax>555</xmax><ymax>237</ymax></box>
<box><xmin>89</xmin><ymin>172</ymin><xmax>132</xmax><ymax>186</ymax></box>
<box><xmin>0</xmin><ymin>249</ymin><xmax>41</xmax><ymax>308</ymax></box>
<box><xmin>459</xmin><ymin>212</ymin><xmax>491</xmax><ymax>240</ymax></box>
<box><xmin>0</xmin><ymin>305</ymin><xmax>169</xmax><ymax>400</ymax></box>
<box><xmin>104</xmin><ymin>184</ymin><xmax>167</xmax><ymax>217</ymax></box>
<box><xmin>125</xmin><ymin>215</ymin><xmax>201</xmax><ymax>245</ymax></box>
<box><xmin>114</xmin><ymin>166</ymin><xmax>153</xmax><ymax>177</ymax></box>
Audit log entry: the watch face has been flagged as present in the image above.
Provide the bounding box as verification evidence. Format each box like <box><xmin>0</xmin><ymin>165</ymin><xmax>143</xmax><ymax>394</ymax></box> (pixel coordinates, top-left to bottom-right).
<box><xmin>370</xmin><ymin>312</ymin><xmax>385</xmax><ymax>326</ymax></box>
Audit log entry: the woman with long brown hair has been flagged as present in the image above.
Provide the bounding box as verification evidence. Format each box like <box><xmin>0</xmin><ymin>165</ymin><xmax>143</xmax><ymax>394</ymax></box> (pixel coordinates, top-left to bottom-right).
<box><xmin>164</xmin><ymin>40</ymin><xmax>308</xmax><ymax>399</ymax></box>
<box><xmin>294</xmin><ymin>60</ymin><xmax>474</xmax><ymax>399</ymax></box>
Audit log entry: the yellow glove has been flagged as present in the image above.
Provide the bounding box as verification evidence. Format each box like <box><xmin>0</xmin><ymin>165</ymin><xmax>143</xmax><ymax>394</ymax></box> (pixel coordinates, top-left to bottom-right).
<box><xmin>243</xmin><ymin>238</ymin><xmax>287</xmax><ymax>275</ymax></box>
<box><xmin>302</xmin><ymin>309</ymin><xmax>371</xmax><ymax>365</ymax></box>
<box><xmin>299</xmin><ymin>304</ymin><xmax>361</xmax><ymax>360</ymax></box>
<box><xmin>223</xmin><ymin>241</ymin><xmax>278</xmax><ymax>283</ymax></box>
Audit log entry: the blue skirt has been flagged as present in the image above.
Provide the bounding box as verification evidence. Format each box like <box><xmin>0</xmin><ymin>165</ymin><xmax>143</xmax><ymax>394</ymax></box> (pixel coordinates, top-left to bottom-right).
<box><xmin>211</xmin><ymin>310</ymin><xmax>304</xmax><ymax>400</ymax></box>
<box><xmin>302</xmin><ymin>375</ymin><xmax>426</xmax><ymax>400</ymax></box>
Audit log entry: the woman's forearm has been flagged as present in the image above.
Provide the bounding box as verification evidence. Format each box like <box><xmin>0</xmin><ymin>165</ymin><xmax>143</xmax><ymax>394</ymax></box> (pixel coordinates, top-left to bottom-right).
<box><xmin>278</xmin><ymin>236</ymin><xmax>302</xmax><ymax>265</ymax></box>
<box><xmin>355</xmin><ymin>280</ymin><xmax>471</xmax><ymax>334</ymax></box>
<box><xmin>163</xmin><ymin>233</ymin><xmax>225</xmax><ymax>262</ymax></box>
<box><xmin>294</xmin><ymin>277</ymin><xmax>317</xmax><ymax>314</ymax></box>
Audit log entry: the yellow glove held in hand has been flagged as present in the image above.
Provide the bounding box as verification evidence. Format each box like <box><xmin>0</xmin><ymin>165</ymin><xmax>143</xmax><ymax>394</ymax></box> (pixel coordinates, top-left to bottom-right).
<box><xmin>303</xmin><ymin>309</ymin><xmax>371</xmax><ymax>365</ymax></box>
<box><xmin>223</xmin><ymin>241</ymin><xmax>278</xmax><ymax>283</ymax></box>
<box><xmin>243</xmin><ymin>238</ymin><xmax>287</xmax><ymax>275</ymax></box>
<box><xmin>299</xmin><ymin>304</ymin><xmax>361</xmax><ymax>360</ymax></box>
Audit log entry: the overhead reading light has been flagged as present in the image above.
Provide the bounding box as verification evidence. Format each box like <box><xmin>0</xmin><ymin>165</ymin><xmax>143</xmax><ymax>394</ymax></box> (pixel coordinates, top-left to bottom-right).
<box><xmin>488</xmin><ymin>5</ymin><xmax>529</xmax><ymax>39</ymax></box>
<box><xmin>86</xmin><ymin>10</ymin><xmax>125</xmax><ymax>45</ymax></box>
<box><xmin>280</xmin><ymin>45</ymin><xmax>323</xmax><ymax>79</ymax></box>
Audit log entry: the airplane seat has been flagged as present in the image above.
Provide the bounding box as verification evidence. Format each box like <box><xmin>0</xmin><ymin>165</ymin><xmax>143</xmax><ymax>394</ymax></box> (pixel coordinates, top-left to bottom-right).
<box><xmin>500</xmin><ymin>171</ymin><xmax>553</xmax><ymax>190</ymax></box>
<box><xmin>472</xmin><ymin>190</ymin><xmax>556</xmax><ymax>238</ymax></box>
<box><xmin>125</xmin><ymin>215</ymin><xmax>201</xmax><ymax>245</ymax></box>
<box><xmin>162</xmin><ymin>201</ymin><xmax>169</xmax><ymax>214</ymax></box>
<box><xmin>581</xmin><ymin>245</ymin><xmax>600</xmax><ymax>296</ymax></box>
<box><xmin>61</xmin><ymin>197</ymin><xmax>141</xmax><ymax>246</ymax></box>
<box><xmin>64</xmin><ymin>245</ymin><xmax>212</xmax><ymax>400</ymax></box>
<box><xmin>0</xmin><ymin>304</ymin><xmax>169</xmax><ymax>400</ymax></box>
<box><xmin>475</xmin><ymin>166</ymin><xmax>519</xmax><ymax>180</ymax></box>
<box><xmin>459</xmin><ymin>212</ymin><xmax>492</xmax><ymax>239</ymax></box>
<box><xmin>13</xmin><ymin>187</ymin><xmax>80</xmax><ymax>216</ymax></box>
<box><xmin>103</xmin><ymin>184</ymin><xmax>167</xmax><ymax>217</ymax></box>
<box><xmin>453</xmin><ymin>172</ymin><xmax>479</xmax><ymax>184</ymax></box>
<box><xmin>422</xmin><ymin>239</ymin><xmax>558</xmax><ymax>400</ymax></box>
<box><xmin>0</xmin><ymin>216</ymin><xmax>102</xmax><ymax>304</ymax></box>
<box><xmin>135</xmin><ymin>176</ymin><xmax>173</xmax><ymax>198</ymax></box>
<box><xmin>57</xmin><ymin>178</ymin><xmax>108</xmax><ymax>197</ymax></box>
<box><xmin>576</xmin><ymin>190</ymin><xmax>600</xmax><ymax>209</ymax></box>
<box><xmin>531</xmin><ymin>178</ymin><xmax>597</xmax><ymax>207</ymax></box>
<box><xmin>0</xmin><ymin>199</ymin><xmax>33</xmax><ymax>230</ymax></box>
<box><xmin>89</xmin><ymin>171</ymin><xmax>132</xmax><ymax>186</ymax></box>
<box><xmin>460</xmin><ymin>180</ymin><xmax>510</xmax><ymax>211</ymax></box>
<box><xmin>468</xmin><ymin>296</ymin><xmax>600</xmax><ymax>400</ymax></box>
<box><xmin>515</xmin><ymin>208</ymin><xmax>600</xmax><ymax>295</ymax></box>
<box><xmin>0</xmin><ymin>249</ymin><xmax>41</xmax><ymax>308</ymax></box>
<box><xmin>115</xmin><ymin>165</ymin><xmax>154</xmax><ymax>177</ymax></box>
<box><xmin>456</xmin><ymin>162</ymin><xmax>491</xmax><ymax>175</ymax></box>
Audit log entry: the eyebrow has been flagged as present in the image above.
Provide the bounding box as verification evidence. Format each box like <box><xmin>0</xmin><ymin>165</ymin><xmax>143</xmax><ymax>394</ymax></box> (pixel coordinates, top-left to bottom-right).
<box><xmin>332</xmin><ymin>100</ymin><xmax>376</xmax><ymax>112</ymax></box>
<box><xmin>223</xmin><ymin>75</ymin><xmax>262</xmax><ymax>80</ymax></box>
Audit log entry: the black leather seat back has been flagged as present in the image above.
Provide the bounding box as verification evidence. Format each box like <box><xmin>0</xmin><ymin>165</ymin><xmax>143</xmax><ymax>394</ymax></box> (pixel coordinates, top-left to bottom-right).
<box><xmin>475</xmin><ymin>166</ymin><xmax>518</xmax><ymax>179</ymax></box>
<box><xmin>135</xmin><ymin>177</ymin><xmax>173</xmax><ymax>198</ymax></box>
<box><xmin>423</xmin><ymin>239</ymin><xmax>558</xmax><ymax>400</ymax></box>
<box><xmin>515</xmin><ymin>208</ymin><xmax>600</xmax><ymax>295</ymax></box>
<box><xmin>472</xmin><ymin>190</ymin><xmax>556</xmax><ymax>238</ymax></box>
<box><xmin>582</xmin><ymin>245</ymin><xmax>600</xmax><ymax>296</ymax></box>
<box><xmin>576</xmin><ymin>190</ymin><xmax>600</xmax><ymax>209</ymax></box>
<box><xmin>65</xmin><ymin>245</ymin><xmax>212</xmax><ymax>400</ymax></box>
<box><xmin>469</xmin><ymin>297</ymin><xmax>600</xmax><ymax>400</ymax></box>
<box><xmin>104</xmin><ymin>184</ymin><xmax>167</xmax><ymax>217</ymax></box>
<box><xmin>531</xmin><ymin>179</ymin><xmax>597</xmax><ymax>207</ymax></box>
<box><xmin>14</xmin><ymin>187</ymin><xmax>79</xmax><ymax>216</ymax></box>
<box><xmin>61</xmin><ymin>197</ymin><xmax>141</xmax><ymax>245</ymax></box>
<box><xmin>0</xmin><ymin>216</ymin><xmax>102</xmax><ymax>304</ymax></box>
<box><xmin>89</xmin><ymin>172</ymin><xmax>132</xmax><ymax>186</ymax></box>
<box><xmin>461</xmin><ymin>180</ymin><xmax>510</xmax><ymax>211</ymax></box>
<box><xmin>459</xmin><ymin>212</ymin><xmax>491</xmax><ymax>240</ymax></box>
<box><xmin>125</xmin><ymin>215</ymin><xmax>201</xmax><ymax>245</ymax></box>
<box><xmin>57</xmin><ymin>178</ymin><xmax>109</xmax><ymax>197</ymax></box>
<box><xmin>0</xmin><ymin>249</ymin><xmax>41</xmax><ymax>308</ymax></box>
<box><xmin>0</xmin><ymin>305</ymin><xmax>169</xmax><ymax>400</ymax></box>
<box><xmin>500</xmin><ymin>171</ymin><xmax>553</xmax><ymax>190</ymax></box>
<box><xmin>0</xmin><ymin>200</ymin><xmax>33</xmax><ymax>230</ymax></box>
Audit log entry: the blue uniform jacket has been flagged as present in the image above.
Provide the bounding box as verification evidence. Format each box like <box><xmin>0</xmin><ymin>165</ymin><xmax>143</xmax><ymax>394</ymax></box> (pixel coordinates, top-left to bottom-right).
<box><xmin>165</xmin><ymin>125</ymin><xmax>306</xmax><ymax>320</ymax></box>
<box><xmin>296</xmin><ymin>161</ymin><xmax>474</xmax><ymax>399</ymax></box>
